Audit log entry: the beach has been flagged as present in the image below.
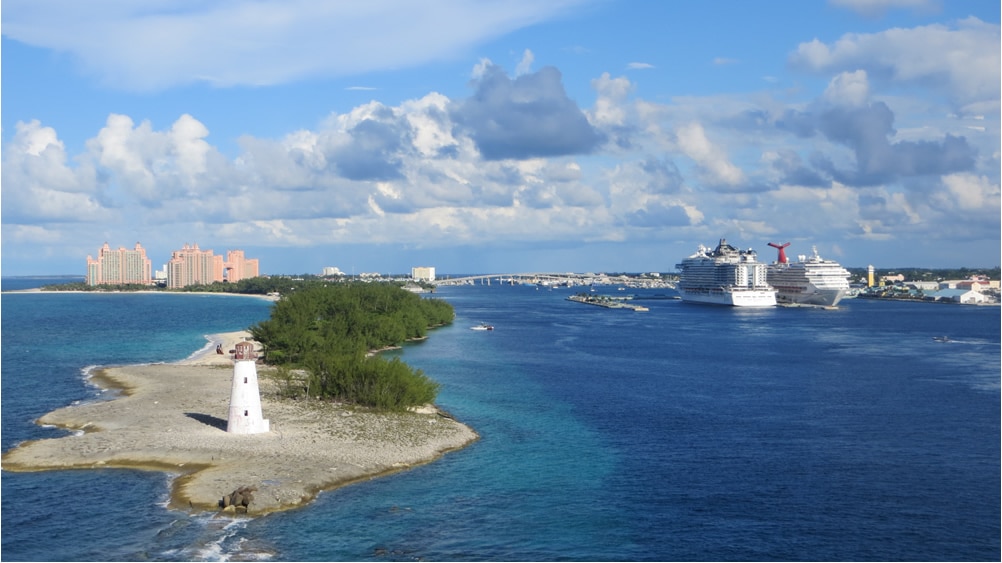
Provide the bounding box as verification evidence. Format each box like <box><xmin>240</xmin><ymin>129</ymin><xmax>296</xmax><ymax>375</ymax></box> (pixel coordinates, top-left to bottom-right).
<box><xmin>1</xmin><ymin>331</ymin><xmax>478</xmax><ymax>516</ymax></box>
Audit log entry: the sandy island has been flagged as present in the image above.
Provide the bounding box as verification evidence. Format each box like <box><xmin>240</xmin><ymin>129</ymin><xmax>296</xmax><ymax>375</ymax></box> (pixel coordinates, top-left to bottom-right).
<box><xmin>1</xmin><ymin>330</ymin><xmax>478</xmax><ymax>515</ymax></box>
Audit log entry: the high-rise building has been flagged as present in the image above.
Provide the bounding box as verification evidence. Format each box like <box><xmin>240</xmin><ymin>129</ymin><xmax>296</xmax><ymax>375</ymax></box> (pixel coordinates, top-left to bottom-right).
<box><xmin>224</xmin><ymin>250</ymin><xmax>259</xmax><ymax>283</ymax></box>
<box><xmin>167</xmin><ymin>243</ymin><xmax>224</xmax><ymax>288</ymax></box>
<box><xmin>86</xmin><ymin>242</ymin><xmax>153</xmax><ymax>286</ymax></box>
<box><xmin>411</xmin><ymin>266</ymin><xmax>436</xmax><ymax>282</ymax></box>
<box><xmin>166</xmin><ymin>244</ymin><xmax>261</xmax><ymax>288</ymax></box>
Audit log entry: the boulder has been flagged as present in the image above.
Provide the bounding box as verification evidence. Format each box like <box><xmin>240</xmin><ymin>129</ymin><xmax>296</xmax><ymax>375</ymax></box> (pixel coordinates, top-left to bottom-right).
<box><xmin>219</xmin><ymin>485</ymin><xmax>257</xmax><ymax>511</ymax></box>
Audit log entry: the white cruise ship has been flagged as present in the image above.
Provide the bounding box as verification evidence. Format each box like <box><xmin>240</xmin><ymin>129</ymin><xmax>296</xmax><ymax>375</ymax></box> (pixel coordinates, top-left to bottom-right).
<box><xmin>674</xmin><ymin>239</ymin><xmax>777</xmax><ymax>307</ymax></box>
<box><xmin>766</xmin><ymin>243</ymin><xmax>851</xmax><ymax>307</ymax></box>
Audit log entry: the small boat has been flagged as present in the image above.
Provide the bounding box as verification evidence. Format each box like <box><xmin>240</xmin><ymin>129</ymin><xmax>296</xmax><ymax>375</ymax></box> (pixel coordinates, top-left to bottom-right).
<box><xmin>932</xmin><ymin>336</ymin><xmax>951</xmax><ymax>343</ymax></box>
<box><xmin>471</xmin><ymin>323</ymin><xmax>494</xmax><ymax>331</ymax></box>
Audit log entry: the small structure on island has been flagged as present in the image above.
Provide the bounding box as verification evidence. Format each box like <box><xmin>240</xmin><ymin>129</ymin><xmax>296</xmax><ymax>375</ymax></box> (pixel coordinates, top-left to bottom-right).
<box><xmin>227</xmin><ymin>341</ymin><xmax>270</xmax><ymax>434</ymax></box>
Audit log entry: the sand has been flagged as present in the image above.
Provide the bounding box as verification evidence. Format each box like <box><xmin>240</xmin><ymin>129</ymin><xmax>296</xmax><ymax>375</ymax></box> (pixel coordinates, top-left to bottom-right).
<box><xmin>1</xmin><ymin>331</ymin><xmax>478</xmax><ymax>515</ymax></box>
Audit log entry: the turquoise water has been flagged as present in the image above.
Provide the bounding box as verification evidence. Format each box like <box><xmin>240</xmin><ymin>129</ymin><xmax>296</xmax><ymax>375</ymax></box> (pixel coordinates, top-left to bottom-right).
<box><xmin>2</xmin><ymin>280</ymin><xmax>999</xmax><ymax>561</ymax></box>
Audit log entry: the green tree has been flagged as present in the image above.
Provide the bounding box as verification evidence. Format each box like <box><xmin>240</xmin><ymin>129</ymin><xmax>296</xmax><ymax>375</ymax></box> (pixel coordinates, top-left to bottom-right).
<box><xmin>250</xmin><ymin>283</ymin><xmax>453</xmax><ymax>410</ymax></box>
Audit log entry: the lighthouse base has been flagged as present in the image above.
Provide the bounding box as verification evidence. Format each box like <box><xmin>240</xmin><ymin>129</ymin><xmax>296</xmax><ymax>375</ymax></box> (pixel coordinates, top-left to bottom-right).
<box><xmin>226</xmin><ymin>414</ymin><xmax>270</xmax><ymax>435</ymax></box>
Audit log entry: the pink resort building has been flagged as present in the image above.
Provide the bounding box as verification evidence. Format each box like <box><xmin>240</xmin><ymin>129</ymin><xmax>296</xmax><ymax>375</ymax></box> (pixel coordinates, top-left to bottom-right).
<box><xmin>86</xmin><ymin>242</ymin><xmax>153</xmax><ymax>286</ymax></box>
<box><xmin>166</xmin><ymin>243</ymin><xmax>260</xmax><ymax>288</ymax></box>
<box><xmin>224</xmin><ymin>249</ymin><xmax>260</xmax><ymax>284</ymax></box>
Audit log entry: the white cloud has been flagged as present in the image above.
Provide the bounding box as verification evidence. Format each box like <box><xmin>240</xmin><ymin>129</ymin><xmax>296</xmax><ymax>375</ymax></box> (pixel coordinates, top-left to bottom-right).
<box><xmin>936</xmin><ymin>173</ymin><xmax>1001</xmax><ymax>211</ymax></box>
<box><xmin>626</xmin><ymin>62</ymin><xmax>654</xmax><ymax>70</ymax></box>
<box><xmin>1</xmin><ymin>0</ymin><xmax>590</xmax><ymax>91</ymax></box>
<box><xmin>675</xmin><ymin>122</ymin><xmax>746</xmax><ymax>187</ymax></box>
<box><xmin>2</xmin><ymin>48</ymin><xmax>997</xmax><ymax>271</ymax></box>
<box><xmin>1</xmin><ymin>120</ymin><xmax>108</xmax><ymax>223</ymax></box>
<box><xmin>515</xmin><ymin>49</ymin><xmax>535</xmax><ymax>76</ymax></box>
<box><xmin>789</xmin><ymin>17</ymin><xmax>1001</xmax><ymax>109</ymax></box>
<box><xmin>589</xmin><ymin>73</ymin><xmax>633</xmax><ymax>128</ymax></box>
<box><xmin>823</xmin><ymin>70</ymin><xmax>871</xmax><ymax>107</ymax></box>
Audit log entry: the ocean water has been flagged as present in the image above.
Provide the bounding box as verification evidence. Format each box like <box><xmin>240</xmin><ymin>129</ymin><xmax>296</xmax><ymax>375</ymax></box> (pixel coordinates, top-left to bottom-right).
<box><xmin>1</xmin><ymin>278</ymin><xmax>999</xmax><ymax>561</ymax></box>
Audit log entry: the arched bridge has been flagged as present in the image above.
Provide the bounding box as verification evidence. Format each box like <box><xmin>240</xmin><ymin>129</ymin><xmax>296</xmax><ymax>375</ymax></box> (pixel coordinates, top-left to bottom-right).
<box><xmin>435</xmin><ymin>273</ymin><xmax>597</xmax><ymax>287</ymax></box>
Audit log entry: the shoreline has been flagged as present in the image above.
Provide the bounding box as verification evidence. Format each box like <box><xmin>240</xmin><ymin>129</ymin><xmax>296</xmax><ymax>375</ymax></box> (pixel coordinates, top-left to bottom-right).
<box><xmin>1</xmin><ymin>330</ymin><xmax>478</xmax><ymax>516</ymax></box>
<box><xmin>2</xmin><ymin>288</ymin><xmax>280</xmax><ymax>302</ymax></box>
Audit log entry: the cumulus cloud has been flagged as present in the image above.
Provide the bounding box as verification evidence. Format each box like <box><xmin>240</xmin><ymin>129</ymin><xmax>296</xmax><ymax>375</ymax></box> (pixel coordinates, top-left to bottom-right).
<box><xmin>1</xmin><ymin>0</ymin><xmax>589</xmax><ymax>91</ymax></box>
<box><xmin>816</xmin><ymin>103</ymin><xmax>975</xmax><ymax>184</ymax></box>
<box><xmin>675</xmin><ymin>122</ymin><xmax>746</xmax><ymax>187</ymax></box>
<box><xmin>776</xmin><ymin>70</ymin><xmax>978</xmax><ymax>187</ymax></box>
<box><xmin>823</xmin><ymin>70</ymin><xmax>871</xmax><ymax>107</ymax></box>
<box><xmin>450</xmin><ymin>63</ymin><xmax>605</xmax><ymax>160</ymax></box>
<box><xmin>2</xmin><ymin>40</ymin><xmax>998</xmax><ymax>272</ymax></box>
<box><xmin>789</xmin><ymin>17</ymin><xmax>1001</xmax><ymax>110</ymax></box>
<box><xmin>935</xmin><ymin>172</ymin><xmax>1001</xmax><ymax>212</ymax></box>
<box><xmin>1</xmin><ymin>120</ymin><xmax>107</xmax><ymax>223</ymax></box>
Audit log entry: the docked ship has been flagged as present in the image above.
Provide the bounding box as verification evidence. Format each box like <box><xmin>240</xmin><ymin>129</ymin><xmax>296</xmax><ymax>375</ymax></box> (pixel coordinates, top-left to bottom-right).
<box><xmin>766</xmin><ymin>242</ymin><xmax>851</xmax><ymax>307</ymax></box>
<box><xmin>674</xmin><ymin>239</ymin><xmax>777</xmax><ymax>307</ymax></box>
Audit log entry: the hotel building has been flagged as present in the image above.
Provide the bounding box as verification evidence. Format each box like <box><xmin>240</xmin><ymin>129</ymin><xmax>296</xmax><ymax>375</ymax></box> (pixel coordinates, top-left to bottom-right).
<box><xmin>167</xmin><ymin>243</ymin><xmax>223</xmax><ymax>288</ymax></box>
<box><xmin>411</xmin><ymin>266</ymin><xmax>436</xmax><ymax>282</ymax></box>
<box><xmin>166</xmin><ymin>244</ymin><xmax>260</xmax><ymax>288</ymax></box>
<box><xmin>86</xmin><ymin>242</ymin><xmax>153</xmax><ymax>286</ymax></box>
<box><xmin>223</xmin><ymin>249</ymin><xmax>260</xmax><ymax>284</ymax></box>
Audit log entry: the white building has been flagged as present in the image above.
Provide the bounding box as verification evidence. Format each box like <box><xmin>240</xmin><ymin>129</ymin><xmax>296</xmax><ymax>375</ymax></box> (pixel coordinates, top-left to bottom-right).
<box><xmin>322</xmin><ymin>266</ymin><xmax>343</xmax><ymax>276</ymax></box>
<box><xmin>931</xmin><ymin>289</ymin><xmax>987</xmax><ymax>304</ymax></box>
<box><xmin>227</xmin><ymin>341</ymin><xmax>270</xmax><ymax>434</ymax></box>
<box><xmin>411</xmin><ymin>266</ymin><xmax>436</xmax><ymax>282</ymax></box>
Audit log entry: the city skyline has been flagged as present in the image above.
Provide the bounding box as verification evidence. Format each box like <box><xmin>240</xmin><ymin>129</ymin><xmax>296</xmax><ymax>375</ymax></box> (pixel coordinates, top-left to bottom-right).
<box><xmin>84</xmin><ymin>241</ymin><xmax>259</xmax><ymax>287</ymax></box>
<box><xmin>2</xmin><ymin>0</ymin><xmax>999</xmax><ymax>276</ymax></box>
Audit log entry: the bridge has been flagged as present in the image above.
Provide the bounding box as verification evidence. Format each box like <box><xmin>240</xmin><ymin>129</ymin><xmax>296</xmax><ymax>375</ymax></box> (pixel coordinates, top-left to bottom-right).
<box><xmin>435</xmin><ymin>272</ymin><xmax>676</xmax><ymax>289</ymax></box>
<box><xmin>435</xmin><ymin>273</ymin><xmax>595</xmax><ymax>286</ymax></box>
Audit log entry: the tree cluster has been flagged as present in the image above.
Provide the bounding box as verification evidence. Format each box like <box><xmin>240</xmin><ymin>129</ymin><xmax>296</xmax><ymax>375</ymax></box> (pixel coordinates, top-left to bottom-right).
<box><xmin>845</xmin><ymin>266</ymin><xmax>1000</xmax><ymax>282</ymax></box>
<box><xmin>249</xmin><ymin>283</ymin><xmax>454</xmax><ymax>410</ymax></box>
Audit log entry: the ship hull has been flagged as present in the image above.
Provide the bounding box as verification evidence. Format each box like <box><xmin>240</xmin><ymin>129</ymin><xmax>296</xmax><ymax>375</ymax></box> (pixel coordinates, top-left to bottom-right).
<box><xmin>775</xmin><ymin>288</ymin><xmax>846</xmax><ymax>307</ymax></box>
<box><xmin>678</xmin><ymin>288</ymin><xmax>777</xmax><ymax>307</ymax></box>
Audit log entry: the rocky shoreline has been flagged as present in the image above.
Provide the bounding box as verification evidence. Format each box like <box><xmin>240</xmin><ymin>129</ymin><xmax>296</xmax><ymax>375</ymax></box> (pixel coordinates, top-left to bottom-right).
<box><xmin>1</xmin><ymin>331</ymin><xmax>478</xmax><ymax>516</ymax></box>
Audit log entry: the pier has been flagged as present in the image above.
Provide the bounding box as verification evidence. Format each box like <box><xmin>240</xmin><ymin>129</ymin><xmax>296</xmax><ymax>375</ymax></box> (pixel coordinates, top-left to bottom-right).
<box><xmin>566</xmin><ymin>294</ymin><xmax>649</xmax><ymax>311</ymax></box>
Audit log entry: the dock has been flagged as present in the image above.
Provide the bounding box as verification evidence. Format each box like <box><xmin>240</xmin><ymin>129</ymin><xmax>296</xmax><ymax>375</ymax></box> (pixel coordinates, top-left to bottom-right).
<box><xmin>566</xmin><ymin>294</ymin><xmax>649</xmax><ymax>311</ymax></box>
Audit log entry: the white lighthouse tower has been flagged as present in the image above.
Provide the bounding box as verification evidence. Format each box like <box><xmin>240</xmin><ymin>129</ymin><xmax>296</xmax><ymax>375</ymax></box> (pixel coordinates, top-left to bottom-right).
<box><xmin>227</xmin><ymin>341</ymin><xmax>270</xmax><ymax>434</ymax></box>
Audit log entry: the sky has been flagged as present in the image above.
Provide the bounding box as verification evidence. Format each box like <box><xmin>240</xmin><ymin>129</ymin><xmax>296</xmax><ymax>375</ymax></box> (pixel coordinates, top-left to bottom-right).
<box><xmin>2</xmin><ymin>0</ymin><xmax>999</xmax><ymax>276</ymax></box>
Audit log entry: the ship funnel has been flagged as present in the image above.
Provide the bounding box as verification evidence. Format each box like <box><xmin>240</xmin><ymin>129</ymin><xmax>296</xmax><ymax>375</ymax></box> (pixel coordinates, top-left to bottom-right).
<box><xmin>768</xmin><ymin>242</ymin><xmax>791</xmax><ymax>264</ymax></box>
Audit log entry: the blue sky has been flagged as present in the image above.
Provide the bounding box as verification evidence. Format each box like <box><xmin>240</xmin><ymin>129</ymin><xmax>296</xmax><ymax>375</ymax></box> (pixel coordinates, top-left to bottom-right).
<box><xmin>2</xmin><ymin>0</ymin><xmax>999</xmax><ymax>276</ymax></box>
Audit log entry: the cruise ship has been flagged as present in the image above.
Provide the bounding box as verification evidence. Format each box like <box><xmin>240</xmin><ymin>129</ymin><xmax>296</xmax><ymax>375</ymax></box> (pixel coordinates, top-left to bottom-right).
<box><xmin>766</xmin><ymin>242</ymin><xmax>851</xmax><ymax>307</ymax></box>
<box><xmin>674</xmin><ymin>239</ymin><xmax>777</xmax><ymax>307</ymax></box>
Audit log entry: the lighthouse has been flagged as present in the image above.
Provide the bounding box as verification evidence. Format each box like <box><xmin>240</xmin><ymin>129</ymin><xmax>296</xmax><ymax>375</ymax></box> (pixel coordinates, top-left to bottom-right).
<box><xmin>227</xmin><ymin>341</ymin><xmax>270</xmax><ymax>434</ymax></box>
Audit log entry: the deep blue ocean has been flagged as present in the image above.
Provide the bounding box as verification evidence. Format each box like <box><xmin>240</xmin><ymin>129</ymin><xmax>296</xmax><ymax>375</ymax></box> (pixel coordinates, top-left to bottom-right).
<box><xmin>2</xmin><ymin>277</ymin><xmax>999</xmax><ymax>561</ymax></box>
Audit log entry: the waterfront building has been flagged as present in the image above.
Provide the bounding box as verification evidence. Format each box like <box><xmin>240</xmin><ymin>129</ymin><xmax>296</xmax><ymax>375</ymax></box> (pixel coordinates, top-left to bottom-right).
<box><xmin>224</xmin><ymin>250</ymin><xmax>259</xmax><ymax>283</ymax></box>
<box><xmin>412</xmin><ymin>266</ymin><xmax>436</xmax><ymax>282</ymax></box>
<box><xmin>86</xmin><ymin>242</ymin><xmax>152</xmax><ymax>286</ymax></box>
<box><xmin>167</xmin><ymin>243</ymin><xmax>223</xmax><ymax>288</ymax></box>
<box><xmin>867</xmin><ymin>265</ymin><xmax>875</xmax><ymax>287</ymax></box>
<box><xmin>929</xmin><ymin>288</ymin><xmax>988</xmax><ymax>304</ymax></box>
<box><xmin>165</xmin><ymin>244</ymin><xmax>260</xmax><ymax>288</ymax></box>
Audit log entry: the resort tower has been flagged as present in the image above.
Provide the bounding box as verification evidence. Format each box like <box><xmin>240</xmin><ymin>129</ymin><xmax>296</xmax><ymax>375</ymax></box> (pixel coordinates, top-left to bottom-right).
<box><xmin>226</xmin><ymin>341</ymin><xmax>270</xmax><ymax>434</ymax></box>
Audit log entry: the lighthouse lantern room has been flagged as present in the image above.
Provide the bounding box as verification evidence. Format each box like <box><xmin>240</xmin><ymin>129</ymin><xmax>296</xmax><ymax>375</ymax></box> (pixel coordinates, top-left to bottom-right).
<box><xmin>226</xmin><ymin>341</ymin><xmax>270</xmax><ymax>434</ymax></box>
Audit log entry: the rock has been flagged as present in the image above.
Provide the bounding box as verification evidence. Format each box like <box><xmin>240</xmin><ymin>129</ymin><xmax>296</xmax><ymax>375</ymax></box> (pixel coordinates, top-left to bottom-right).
<box><xmin>219</xmin><ymin>485</ymin><xmax>257</xmax><ymax>511</ymax></box>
